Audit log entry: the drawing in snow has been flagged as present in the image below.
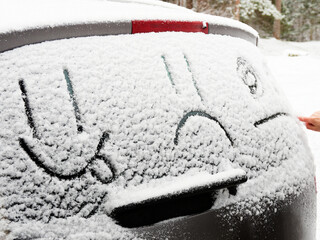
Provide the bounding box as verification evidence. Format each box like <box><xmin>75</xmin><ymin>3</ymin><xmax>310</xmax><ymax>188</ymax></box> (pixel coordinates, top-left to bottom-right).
<box><xmin>0</xmin><ymin>31</ymin><xmax>315</xmax><ymax>239</ymax></box>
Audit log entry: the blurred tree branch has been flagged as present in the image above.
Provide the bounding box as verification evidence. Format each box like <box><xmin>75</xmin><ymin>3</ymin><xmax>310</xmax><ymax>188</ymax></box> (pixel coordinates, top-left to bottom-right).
<box><xmin>162</xmin><ymin>0</ymin><xmax>320</xmax><ymax>41</ymax></box>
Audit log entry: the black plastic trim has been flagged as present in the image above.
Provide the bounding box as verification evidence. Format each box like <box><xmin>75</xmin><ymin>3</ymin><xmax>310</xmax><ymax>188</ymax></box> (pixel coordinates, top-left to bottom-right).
<box><xmin>111</xmin><ymin>170</ymin><xmax>247</xmax><ymax>228</ymax></box>
<box><xmin>134</xmin><ymin>186</ymin><xmax>317</xmax><ymax>240</ymax></box>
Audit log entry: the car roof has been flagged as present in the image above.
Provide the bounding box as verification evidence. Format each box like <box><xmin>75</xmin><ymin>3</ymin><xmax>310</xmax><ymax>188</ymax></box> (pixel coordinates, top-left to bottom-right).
<box><xmin>0</xmin><ymin>0</ymin><xmax>259</xmax><ymax>53</ymax></box>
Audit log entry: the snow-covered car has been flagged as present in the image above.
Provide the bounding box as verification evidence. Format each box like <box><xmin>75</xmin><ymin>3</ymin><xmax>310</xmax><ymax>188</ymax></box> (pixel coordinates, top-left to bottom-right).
<box><xmin>0</xmin><ymin>0</ymin><xmax>317</xmax><ymax>239</ymax></box>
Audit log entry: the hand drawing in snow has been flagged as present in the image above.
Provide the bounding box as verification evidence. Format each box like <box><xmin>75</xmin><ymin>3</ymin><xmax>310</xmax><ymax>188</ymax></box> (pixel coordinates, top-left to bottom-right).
<box><xmin>0</xmin><ymin>33</ymin><xmax>314</xmax><ymax>237</ymax></box>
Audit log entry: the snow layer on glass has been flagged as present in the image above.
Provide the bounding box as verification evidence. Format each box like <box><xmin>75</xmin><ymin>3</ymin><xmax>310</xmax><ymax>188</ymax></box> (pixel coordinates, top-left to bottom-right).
<box><xmin>0</xmin><ymin>32</ymin><xmax>314</xmax><ymax>238</ymax></box>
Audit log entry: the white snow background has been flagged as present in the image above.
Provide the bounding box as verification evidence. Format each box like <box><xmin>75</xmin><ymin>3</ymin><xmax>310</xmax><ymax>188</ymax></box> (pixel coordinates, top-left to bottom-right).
<box><xmin>259</xmin><ymin>38</ymin><xmax>320</xmax><ymax>240</ymax></box>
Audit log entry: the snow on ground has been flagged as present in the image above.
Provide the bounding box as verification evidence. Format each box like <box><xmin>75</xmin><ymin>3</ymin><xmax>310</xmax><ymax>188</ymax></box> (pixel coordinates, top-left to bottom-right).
<box><xmin>259</xmin><ymin>38</ymin><xmax>320</xmax><ymax>239</ymax></box>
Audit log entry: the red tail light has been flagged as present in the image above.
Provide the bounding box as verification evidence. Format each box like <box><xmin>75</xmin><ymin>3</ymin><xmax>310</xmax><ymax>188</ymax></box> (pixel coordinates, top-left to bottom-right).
<box><xmin>132</xmin><ymin>20</ymin><xmax>209</xmax><ymax>34</ymax></box>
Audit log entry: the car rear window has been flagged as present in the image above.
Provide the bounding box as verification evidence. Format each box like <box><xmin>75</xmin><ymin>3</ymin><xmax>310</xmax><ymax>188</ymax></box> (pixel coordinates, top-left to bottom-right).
<box><xmin>0</xmin><ymin>32</ymin><xmax>314</xmax><ymax>238</ymax></box>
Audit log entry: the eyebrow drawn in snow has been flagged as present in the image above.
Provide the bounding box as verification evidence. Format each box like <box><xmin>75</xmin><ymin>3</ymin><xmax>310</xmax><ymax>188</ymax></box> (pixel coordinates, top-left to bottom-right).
<box><xmin>18</xmin><ymin>71</ymin><xmax>116</xmax><ymax>183</ymax></box>
<box><xmin>19</xmin><ymin>79</ymin><xmax>38</xmax><ymax>139</ymax></box>
<box><xmin>161</xmin><ymin>55</ymin><xmax>178</xmax><ymax>94</ymax></box>
<box><xmin>254</xmin><ymin>112</ymin><xmax>289</xmax><ymax>127</ymax></box>
<box><xmin>162</xmin><ymin>54</ymin><xmax>233</xmax><ymax>146</ymax></box>
<box><xmin>184</xmin><ymin>54</ymin><xmax>204</xmax><ymax>102</ymax></box>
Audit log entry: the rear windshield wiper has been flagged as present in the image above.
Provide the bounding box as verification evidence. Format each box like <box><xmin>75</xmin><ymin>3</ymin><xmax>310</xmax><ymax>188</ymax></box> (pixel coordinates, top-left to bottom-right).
<box><xmin>109</xmin><ymin>169</ymin><xmax>247</xmax><ymax>228</ymax></box>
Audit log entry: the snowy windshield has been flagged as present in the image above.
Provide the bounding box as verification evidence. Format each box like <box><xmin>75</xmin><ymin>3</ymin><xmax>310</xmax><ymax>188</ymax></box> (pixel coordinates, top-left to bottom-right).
<box><xmin>0</xmin><ymin>32</ymin><xmax>314</xmax><ymax>238</ymax></box>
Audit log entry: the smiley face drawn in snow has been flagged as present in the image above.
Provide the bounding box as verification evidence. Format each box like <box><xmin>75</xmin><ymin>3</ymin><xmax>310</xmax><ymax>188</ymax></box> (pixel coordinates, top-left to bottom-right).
<box><xmin>17</xmin><ymin>55</ymin><xmax>290</xmax><ymax>222</ymax></box>
<box><xmin>19</xmin><ymin>70</ymin><xmax>116</xmax><ymax>185</ymax></box>
<box><xmin>0</xmin><ymin>34</ymin><xmax>312</xmax><ymax>228</ymax></box>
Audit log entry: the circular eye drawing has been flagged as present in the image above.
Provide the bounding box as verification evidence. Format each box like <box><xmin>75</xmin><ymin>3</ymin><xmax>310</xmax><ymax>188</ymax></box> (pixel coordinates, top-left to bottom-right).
<box><xmin>237</xmin><ymin>57</ymin><xmax>263</xmax><ymax>96</ymax></box>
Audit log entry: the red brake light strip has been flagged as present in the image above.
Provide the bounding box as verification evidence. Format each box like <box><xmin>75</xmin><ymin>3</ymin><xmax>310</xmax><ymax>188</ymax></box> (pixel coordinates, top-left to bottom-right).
<box><xmin>132</xmin><ymin>20</ymin><xmax>209</xmax><ymax>34</ymax></box>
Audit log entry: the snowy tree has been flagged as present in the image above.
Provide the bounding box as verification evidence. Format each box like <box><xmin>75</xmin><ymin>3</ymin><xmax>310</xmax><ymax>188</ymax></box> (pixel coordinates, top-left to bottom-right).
<box><xmin>273</xmin><ymin>0</ymin><xmax>281</xmax><ymax>39</ymax></box>
<box><xmin>235</xmin><ymin>0</ymin><xmax>240</xmax><ymax>20</ymax></box>
<box><xmin>196</xmin><ymin>0</ymin><xmax>236</xmax><ymax>18</ymax></box>
<box><xmin>162</xmin><ymin>0</ymin><xmax>320</xmax><ymax>40</ymax></box>
<box><xmin>165</xmin><ymin>0</ymin><xmax>236</xmax><ymax>19</ymax></box>
<box><xmin>239</xmin><ymin>0</ymin><xmax>282</xmax><ymax>38</ymax></box>
<box><xmin>163</xmin><ymin>0</ymin><xmax>282</xmax><ymax>35</ymax></box>
<box><xmin>240</xmin><ymin>0</ymin><xmax>282</xmax><ymax>20</ymax></box>
<box><xmin>282</xmin><ymin>0</ymin><xmax>320</xmax><ymax>41</ymax></box>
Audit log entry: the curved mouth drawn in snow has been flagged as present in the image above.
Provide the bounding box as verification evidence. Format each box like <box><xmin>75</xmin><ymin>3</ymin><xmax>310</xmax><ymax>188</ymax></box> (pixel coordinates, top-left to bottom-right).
<box><xmin>18</xmin><ymin>73</ymin><xmax>117</xmax><ymax>184</ymax></box>
<box><xmin>174</xmin><ymin>110</ymin><xmax>233</xmax><ymax>146</ymax></box>
<box><xmin>18</xmin><ymin>133</ymin><xmax>116</xmax><ymax>183</ymax></box>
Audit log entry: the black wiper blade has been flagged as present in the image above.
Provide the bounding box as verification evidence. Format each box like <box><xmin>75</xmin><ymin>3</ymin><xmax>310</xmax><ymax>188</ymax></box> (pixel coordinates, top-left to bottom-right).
<box><xmin>110</xmin><ymin>169</ymin><xmax>247</xmax><ymax>228</ymax></box>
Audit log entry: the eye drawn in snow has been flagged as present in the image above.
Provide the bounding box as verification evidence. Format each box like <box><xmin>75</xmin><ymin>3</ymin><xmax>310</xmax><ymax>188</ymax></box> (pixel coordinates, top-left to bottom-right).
<box><xmin>161</xmin><ymin>54</ymin><xmax>293</xmax><ymax>172</ymax></box>
<box><xmin>162</xmin><ymin>54</ymin><xmax>203</xmax><ymax>101</ymax></box>
<box><xmin>162</xmin><ymin>54</ymin><xmax>233</xmax><ymax>146</ymax></box>
<box><xmin>18</xmin><ymin>70</ymin><xmax>116</xmax><ymax>184</ymax></box>
<box><xmin>183</xmin><ymin>54</ymin><xmax>204</xmax><ymax>102</ymax></box>
<box><xmin>237</xmin><ymin>57</ymin><xmax>263</xmax><ymax>96</ymax></box>
<box><xmin>162</xmin><ymin>55</ymin><xmax>178</xmax><ymax>94</ymax></box>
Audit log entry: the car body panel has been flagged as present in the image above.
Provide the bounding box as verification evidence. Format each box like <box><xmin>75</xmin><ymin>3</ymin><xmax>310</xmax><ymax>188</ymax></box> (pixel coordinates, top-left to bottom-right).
<box><xmin>0</xmin><ymin>1</ymin><xmax>316</xmax><ymax>239</ymax></box>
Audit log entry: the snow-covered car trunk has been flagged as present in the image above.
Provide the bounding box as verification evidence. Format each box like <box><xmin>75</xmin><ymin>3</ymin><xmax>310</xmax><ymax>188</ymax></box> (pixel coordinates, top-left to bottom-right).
<box><xmin>0</xmin><ymin>0</ymin><xmax>317</xmax><ymax>239</ymax></box>
<box><xmin>0</xmin><ymin>31</ymin><xmax>316</xmax><ymax>239</ymax></box>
